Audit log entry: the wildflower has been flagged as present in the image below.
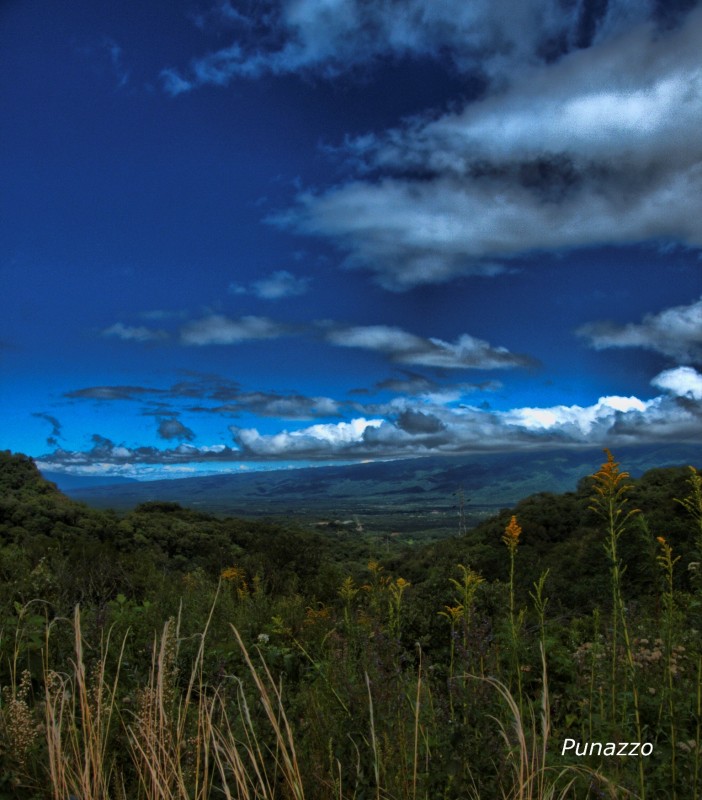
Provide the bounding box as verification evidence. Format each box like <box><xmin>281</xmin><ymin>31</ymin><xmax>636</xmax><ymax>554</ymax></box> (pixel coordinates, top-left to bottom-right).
<box><xmin>257</xmin><ymin>633</ymin><xmax>270</xmax><ymax>644</ymax></box>
<box><xmin>305</xmin><ymin>605</ymin><xmax>331</xmax><ymax>625</ymax></box>
<box><xmin>502</xmin><ymin>515</ymin><xmax>522</xmax><ymax>554</ymax></box>
<box><xmin>221</xmin><ymin>565</ymin><xmax>245</xmax><ymax>583</ymax></box>
<box><xmin>338</xmin><ymin>576</ymin><xmax>358</xmax><ymax>603</ymax></box>
<box><xmin>438</xmin><ymin>604</ymin><xmax>464</xmax><ymax>624</ymax></box>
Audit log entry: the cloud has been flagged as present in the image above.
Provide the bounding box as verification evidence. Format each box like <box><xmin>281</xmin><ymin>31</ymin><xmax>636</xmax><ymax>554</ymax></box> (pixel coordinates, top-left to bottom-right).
<box><xmin>63</xmin><ymin>375</ymin><xmax>339</xmax><ymax>422</ymax></box>
<box><xmin>102</xmin><ymin>322</ymin><xmax>168</xmax><ymax>342</ymax></box>
<box><xmin>180</xmin><ymin>314</ymin><xmax>293</xmax><ymax>345</ymax></box>
<box><xmin>33</xmin><ymin>412</ymin><xmax>62</xmax><ymax>447</ymax></box>
<box><xmin>38</xmin><ymin>368</ymin><xmax>702</xmax><ymax>472</ymax></box>
<box><xmin>230</xmin><ymin>417</ymin><xmax>384</xmax><ymax>457</ymax></box>
<box><xmin>195</xmin><ymin>391</ymin><xmax>341</xmax><ymax>420</ymax></box>
<box><xmin>324</xmin><ymin>323</ymin><xmax>534</xmax><ymax>369</ymax></box>
<box><xmin>577</xmin><ymin>296</ymin><xmax>702</xmax><ymax>363</ymax></box>
<box><xmin>227</xmin><ymin>388</ymin><xmax>702</xmax><ymax>460</ymax></box>
<box><xmin>157</xmin><ymin>418</ymin><xmax>196</xmax><ymax>441</ymax></box>
<box><xmin>104</xmin><ymin>38</ymin><xmax>130</xmax><ymax>88</ymax></box>
<box><xmin>371</xmin><ymin>371</ymin><xmax>502</xmax><ymax>397</ymax></box>
<box><xmin>652</xmin><ymin>366</ymin><xmax>702</xmax><ymax>400</ymax></box>
<box><xmin>160</xmin><ymin>0</ymin><xmax>663</xmax><ymax>92</ymax></box>
<box><xmin>229</xmin><ymin>270</ymin><xmax>311</xmax><ymax>299</ymax></box>
<box><xmin>65</xmin><ymin>385</ymin><xmax>160</xmax><ymax>401</ymax></box>
<box><xmin>270</xmin><ymin>6</ymin><xmax>702</xmax><ymax>288</ymax></box>
<box><xmin>38</xmin><ymin>436</ymin><xmax>242</xmax><ymax>471</ymax></box>
<box><xmin>396</xmin><ymin>409</ymin><xmax>446</xmax><ymax>434</ymax></box>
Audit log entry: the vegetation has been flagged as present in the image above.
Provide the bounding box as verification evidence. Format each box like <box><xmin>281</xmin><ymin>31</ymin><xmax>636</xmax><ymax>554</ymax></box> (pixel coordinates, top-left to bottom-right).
<box><xmin>1</xmin><ymin>448</ymin><xmax>701</xmax><ymax>798</ymax></box>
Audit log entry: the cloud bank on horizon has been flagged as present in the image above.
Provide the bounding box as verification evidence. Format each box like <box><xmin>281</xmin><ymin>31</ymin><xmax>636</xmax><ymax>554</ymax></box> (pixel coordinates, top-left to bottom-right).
<box><xmin>3</xmin><ymin>0</ymin><xmax>701</xmax><ymax>478</ymax></box>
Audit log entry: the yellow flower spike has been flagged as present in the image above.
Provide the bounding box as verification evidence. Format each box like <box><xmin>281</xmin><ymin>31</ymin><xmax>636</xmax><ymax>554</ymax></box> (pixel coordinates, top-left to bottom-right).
<box><xmin>438</xmin><ymin>604</ymin><xmax>464</xmax><ymax>623</ymax></box>
<box><xmin>338</xmin><ymin>575</ymin><xmax>359</xmax><ymax>603</ymax></box>
<box><xmin>502</xmin><ymin>515</ymin><xmax>522</xmax><ymax>554</ymax></box>
<box><xmin>220</xmin><ymin>565</ymin><xmax>245</xmax><ymax>583</ymax></box>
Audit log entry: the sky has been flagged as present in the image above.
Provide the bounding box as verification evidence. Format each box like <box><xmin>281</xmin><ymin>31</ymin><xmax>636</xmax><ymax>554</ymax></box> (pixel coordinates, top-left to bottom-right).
<box><xmin>2</xmin><ymin>0</ymin><xmax>702</xmax><ymax>480</ymax></box>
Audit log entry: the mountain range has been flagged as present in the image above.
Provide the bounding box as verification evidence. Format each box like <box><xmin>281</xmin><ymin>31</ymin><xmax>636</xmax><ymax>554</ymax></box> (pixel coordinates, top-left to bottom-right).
<box><xmin>50</xmin><ymin>443</ymin><xmax>701</xmax><ymax>535</ymax></box>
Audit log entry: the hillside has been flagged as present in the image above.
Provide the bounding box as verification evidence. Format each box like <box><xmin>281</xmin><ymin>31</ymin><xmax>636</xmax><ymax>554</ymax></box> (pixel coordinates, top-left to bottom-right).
<box><xmin>58</xmin><ymin>443</ymin><xmax>702</xmax><ymax>535</ymax></box>
<box><xmin>3</xmin><ymin>448</ymin><xmax>702</xmax><ymax>798</ymax></box>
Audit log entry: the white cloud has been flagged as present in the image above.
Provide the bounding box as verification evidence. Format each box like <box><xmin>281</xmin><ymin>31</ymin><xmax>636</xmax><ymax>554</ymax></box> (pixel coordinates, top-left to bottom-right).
<box><xmin>229</xmin><ymin>270</ymin><xmax>311</xmax><ymax>299</ymax></box>
<box><xmin>502</xmin><ymin>395</ymin><xmax>650</xmax><ymax>436</ymax></box>
<box><xmin>102</xmin><ymin>322</ymin><xmax>168</xmax><ymax>342</ymax></box>
<box><xmin>272</xmin><ymin>6</ymin><xmax>702</xmax><ymax>288</ymax></box>
<box><xmin>652</xmin><ymin>366</ymin><xmax>702</xmax><ymax>400</ymax></box>
<box><xmin>161</xmin><ymin>0</ymin><xmax>657</xmax><ymax>91</ymax></box>
<box><xmin>227</xmin><ymin>387</ymin><xmax>702</xmax><ymax>460</ymax></box>
<box><xmin>180</xmin><ymin>314</ymin><xmax>292</xmax><ymax>345</ymax></box>
<box><xmin>578</xmin><ymin>296</ymin><xmax>702</xmax><ymax>363</ymax></box>
<box><xmin>231</xmin><ymin>417</ymin><xmax>383</xmax><ymax>456</ymax></box>
<box><xmin>39</xmin><ymin>377</ymin><xmax>702</xmax><ymax>469</ymax></box>
<box><xmin>324</xmin><ymin>323</ymin><xmax>533</xmax><ymax>368</ymax></box>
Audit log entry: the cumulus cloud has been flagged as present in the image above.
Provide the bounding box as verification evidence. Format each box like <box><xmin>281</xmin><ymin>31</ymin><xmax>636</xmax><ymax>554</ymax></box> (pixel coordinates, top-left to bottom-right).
<box><xmin>180</xmin><ymin>314</ymin><xmax>293</xmax><ymax>345</ymax></box>
<box><xmin>324</xmin><ymin>323</ymin><xmax>534</xmax><ymax>369</ymax></box>
<box><xmin>578</xmin><ymin>296</ymin><xmax>702</xmax><ymax>363</ymax></box>
<box><xmin>229</xmin><ymin>270</ymin><xmax>311</xmax><ymax>299</ymax></box>
<box><xmin>102</xmin><ymin>322</ymin><xmax>169</xmax><ymax>342</ymax></box>
<box><xmin>230</xmin><ymin>417</ymin><xmax>384</xmax><ymax>457</ymax></box>
<box><xmin>268</xmin><ymin>5</ymin><xmax>702</xmax><ymax>288</ymax></box>
<box><xmin>227</xmin><ymin>389</ymin><xmax>702</xmax><ymax>460</ymax></box>
<box><xmin>160</xmin><ymin>0</ymin><xmax>662</xmax><ymax>92</ymax></box>
<box><xmin>38</xmin><ymin>370</ymin><xmax>702</xmax><ymax>472</ymax></box>
<box><xmin>652</xmin><ymin>366</ymin><xmax>702</xmax><ymax>400</ymax></box>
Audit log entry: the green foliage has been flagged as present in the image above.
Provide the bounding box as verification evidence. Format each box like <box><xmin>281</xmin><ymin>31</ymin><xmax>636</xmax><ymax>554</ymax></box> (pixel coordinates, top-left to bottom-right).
<box><xmin>1</xmin><ymin>449</ymin><xmax>702</xmax><ymax>797</ymax></box>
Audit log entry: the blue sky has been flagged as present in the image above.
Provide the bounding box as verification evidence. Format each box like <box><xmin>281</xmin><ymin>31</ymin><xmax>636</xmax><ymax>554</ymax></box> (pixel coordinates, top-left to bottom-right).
<box><xmin>2</xmin><ymin>0</ymin><xmax>701</xmax><ymax>479</ymax></box>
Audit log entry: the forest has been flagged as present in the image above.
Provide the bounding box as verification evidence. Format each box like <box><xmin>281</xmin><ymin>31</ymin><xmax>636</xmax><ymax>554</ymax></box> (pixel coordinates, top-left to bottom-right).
<box><xmin>0</xmin><ymin>448</ymin><xmax>701</xmax><ymax>799</ymax></box>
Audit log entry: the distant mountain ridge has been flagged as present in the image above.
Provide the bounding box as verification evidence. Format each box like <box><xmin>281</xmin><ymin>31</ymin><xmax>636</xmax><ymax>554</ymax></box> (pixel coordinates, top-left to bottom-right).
<box><xmin>60</xmin><ymin>444</ymin><xmax>701</xmax><ymax>532</ymax></box>
<box><xmin>41</xmin><ymin>471</ymin><xmax>139</xmax><ymax>491</ymax></box>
